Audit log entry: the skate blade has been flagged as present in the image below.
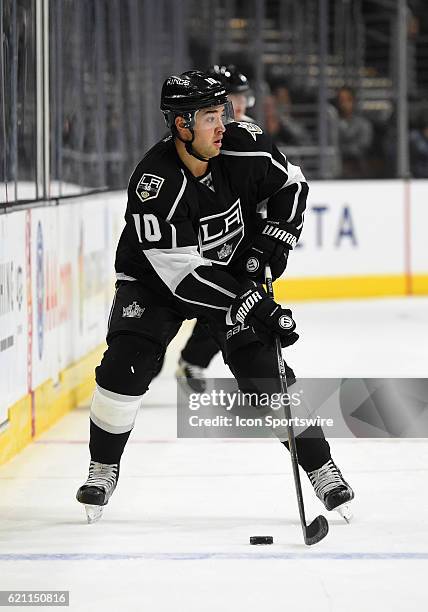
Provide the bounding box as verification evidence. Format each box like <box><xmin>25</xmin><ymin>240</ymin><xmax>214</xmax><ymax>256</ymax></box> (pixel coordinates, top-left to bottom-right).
<box><xmin>335</xmin><ymin>503</ymin><xmax>353</xmax><ymax>523</ymax></box>
<box><xmin>84</xmin><ymin>504</ymin><xmax>103</xmax><ymax>524</ymax></box>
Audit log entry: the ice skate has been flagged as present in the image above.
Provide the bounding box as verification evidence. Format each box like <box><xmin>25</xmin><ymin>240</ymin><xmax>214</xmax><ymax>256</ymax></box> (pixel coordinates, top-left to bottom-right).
<box><xmin>76</xmin><ymin>461</ymin><xmax>119</xmax><ymax>524</ymax></box>
<box><xmin>175</xmin><ymin>357</ymin><xmax>207</xmax><ymax>393</ymax></box>
<box><xmin>307</xmin><ymin>459</ymin><xmax>354</xmax><ymax>523</ymax></box>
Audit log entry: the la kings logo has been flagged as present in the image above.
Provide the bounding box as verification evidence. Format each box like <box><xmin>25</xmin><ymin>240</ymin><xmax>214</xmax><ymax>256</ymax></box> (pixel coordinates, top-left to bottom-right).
<box><xmin>236</xmin><ymin>122</ymin><xmax>263</xmax><ymax>141</ymax></box>
<box><xmin>122</xmin><ymin>301</ymin><xmax>145</xmax><ymax>318</ymax></box>
<box><xmin>136</xmin><ymin>174</ymin><xmax>164</xmax><ymax>203</ymax></box>
<box><xmin>199</xmin><ymin>199</ymin><xmax>244</xmax><ymax>265</ymax></box>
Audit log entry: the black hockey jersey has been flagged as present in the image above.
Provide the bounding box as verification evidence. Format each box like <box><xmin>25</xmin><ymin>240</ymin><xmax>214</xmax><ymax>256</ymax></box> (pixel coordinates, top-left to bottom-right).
<box><xmin>115</xmin><ymin>121</ymin><xmax>308</xmax><ymax>322</ymax></box>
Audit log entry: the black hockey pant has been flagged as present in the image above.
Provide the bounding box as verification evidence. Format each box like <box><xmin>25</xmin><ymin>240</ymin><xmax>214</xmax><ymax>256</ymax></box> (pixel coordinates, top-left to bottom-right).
<box><xmin>88</xmin><ymin>281</ymin><xmax>331</xmax><ymax>472</ymax></box>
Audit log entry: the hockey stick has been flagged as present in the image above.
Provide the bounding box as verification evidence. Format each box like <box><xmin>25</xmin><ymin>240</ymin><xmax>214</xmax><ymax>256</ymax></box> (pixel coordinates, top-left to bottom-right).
<box><xmin>264</xmin><ymin>263</ymin><xmax>329</xmax><ymax>545</ymax></box>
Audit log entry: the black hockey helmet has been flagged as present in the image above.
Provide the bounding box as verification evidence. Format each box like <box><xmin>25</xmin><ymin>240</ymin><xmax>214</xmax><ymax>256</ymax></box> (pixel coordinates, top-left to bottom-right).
<box><xmin>161</xmin><ymin>70</ymin><xmax>234</xmax><ymax>130</ymax></box>
<box><xmin>207</xmin><ymin>65</ymin><xmax>255</xmax><ymax>107</ymax></box>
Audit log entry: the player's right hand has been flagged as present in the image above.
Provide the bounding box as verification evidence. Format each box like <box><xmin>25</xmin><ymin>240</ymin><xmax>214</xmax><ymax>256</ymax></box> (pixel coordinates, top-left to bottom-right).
<box><xmin>230</xmin><ymin>281</ymin><xmax>299</xmax><ymax>346</ymax></box>
<box><xmin>243</xmin><ymin>241</ymin><xmax>289</xmax><ymax>282</ymax></box>
<box><xmin>242</xmin><ymin>218</ymin><xmax>297</xmax><ymax>282</ymax></box>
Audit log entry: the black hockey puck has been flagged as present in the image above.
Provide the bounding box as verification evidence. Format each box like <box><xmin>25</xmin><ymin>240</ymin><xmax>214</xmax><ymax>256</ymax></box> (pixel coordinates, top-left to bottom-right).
<box><xmin>250</xmin><ymin>536</ymin><xmax>273</xmax><ymax>545</ymax></box>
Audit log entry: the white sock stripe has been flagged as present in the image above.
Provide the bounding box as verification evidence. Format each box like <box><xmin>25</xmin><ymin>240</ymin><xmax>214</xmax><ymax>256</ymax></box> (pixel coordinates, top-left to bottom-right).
<box><xmin>90</xmin><ymin>412</ymin><xmax>136</xmax><ymax>435</ymax></box>
<box><xmin>90</xmin><ymin>388</ymin><xmax>141</xmax><ymax>432</ymax></box>
<box><xmin>96</xmin><ymin>384</ymin><xmax>143</xmax><ymax>403</ymax></box>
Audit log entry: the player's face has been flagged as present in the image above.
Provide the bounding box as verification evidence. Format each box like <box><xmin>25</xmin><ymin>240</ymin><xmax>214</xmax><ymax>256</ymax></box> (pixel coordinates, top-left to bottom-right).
<box><xmin>228</xmin><ymin>93</ymin><xmax>247</xmax><ymax>121</ymax></box>
<box><xmin>192</xmin><ymin>106</ymin><xmax>226</xmax><ymax>158</ymax></box>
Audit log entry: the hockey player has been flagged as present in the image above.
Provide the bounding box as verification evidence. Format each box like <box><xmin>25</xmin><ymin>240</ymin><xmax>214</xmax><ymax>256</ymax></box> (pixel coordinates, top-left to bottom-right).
<box><xmin>76</xmin><ymin>71</ymin><xmax>354</xmax><ymax>524</ymax></box>
<box><xmin>176</xmin><ymin>64</ymin><xmax>257</xmax><ymax>391</ymax></box>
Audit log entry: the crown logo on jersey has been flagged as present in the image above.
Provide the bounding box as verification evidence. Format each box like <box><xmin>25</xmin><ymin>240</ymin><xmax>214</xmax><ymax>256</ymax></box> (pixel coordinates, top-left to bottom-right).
<box><xmin>122</xmin><ymin>301</ymin><xmax>145</xmax><ymax>318</ymax></box>
<box><xmin>217</xmin><ymin>243</ymin><xmax>233</xmax><ymax>260</ymax></box>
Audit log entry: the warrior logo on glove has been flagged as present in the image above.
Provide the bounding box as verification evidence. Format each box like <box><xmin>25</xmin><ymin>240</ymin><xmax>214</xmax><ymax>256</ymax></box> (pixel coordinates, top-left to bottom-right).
<box><xmin>279</xmin><ymin>314</ymin><xmax>295</xmax><ymax>330</ymax></box>
<box><xmin>230</xmin><ymin>283</ymin><xmax>298</xmax><ymax>346</ymax></box>
<box><xmin>262</xmin><ymin>222</ymin><xmax>297</xmax><ymax>249</ymax></box>
<box><xmin>235</xmin><ymin>289</ymin><xmax>263</xmax><ymax>324</ymax></box>
<box><xmin>246</xmin><ymin>257</ymin><xmax>260</xmax><ymax>273</ymax></box>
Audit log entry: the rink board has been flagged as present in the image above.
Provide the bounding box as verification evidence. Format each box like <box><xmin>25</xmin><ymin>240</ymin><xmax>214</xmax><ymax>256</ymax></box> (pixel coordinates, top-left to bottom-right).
<box><xmin>1</xmin><ymin>180</ymin><xmax>427</xmax><ymax>465</ymax></box>
<box><xmin>0</xmin><ymin>191</ymin><xmax>123</xmax><ymax>465</ymax></box>
<box><xmin>0</xmin><ymin>344</ymin><xmax>105</xmax><ymax>464</ymax></box>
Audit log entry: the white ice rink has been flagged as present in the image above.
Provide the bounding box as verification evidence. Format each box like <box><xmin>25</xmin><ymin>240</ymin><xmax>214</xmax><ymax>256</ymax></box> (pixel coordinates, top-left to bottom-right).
<box><xmin>1</xmin><ymin>297</ymin><xmax>428</xmax><ymax>612</ymax></box>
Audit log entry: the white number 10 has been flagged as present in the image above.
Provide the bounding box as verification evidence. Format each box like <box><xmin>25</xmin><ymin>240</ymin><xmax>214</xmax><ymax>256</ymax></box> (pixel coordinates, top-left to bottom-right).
<box><xmin>143</xmin><ymin>214</ymin><xmax>162</xmax><ymax>242</ymax></box>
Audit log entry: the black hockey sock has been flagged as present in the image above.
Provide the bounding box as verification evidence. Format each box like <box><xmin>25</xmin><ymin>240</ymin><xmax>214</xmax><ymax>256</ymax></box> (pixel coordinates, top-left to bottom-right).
<box><xmin>89</xmin><ymin>419</ymin><xmax>132</xmax><ymax>465</ymax></box>
<box><xmin>281</xmin><ymin>425</ymin><xmax>331</xmax><ymax>473</ymax></box>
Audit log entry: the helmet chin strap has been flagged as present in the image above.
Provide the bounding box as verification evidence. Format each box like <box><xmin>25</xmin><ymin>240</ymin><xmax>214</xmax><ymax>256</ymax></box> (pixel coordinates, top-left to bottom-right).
<box><xmin>176</xmin><ymin>128</ymin><xmax>210</xmax><ymax>162</ymax></box>
<box><xmin>184</xmin><ymin>140</ymin><xmax>210</xmax><ymax>162</ymax></box>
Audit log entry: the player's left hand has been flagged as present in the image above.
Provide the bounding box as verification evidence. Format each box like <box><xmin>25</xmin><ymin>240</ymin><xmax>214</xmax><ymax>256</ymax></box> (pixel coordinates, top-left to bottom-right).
<box><xmin>230</xmin><ymin>281</ymin><xmax>299</xmax><ymax>347</ymax></box>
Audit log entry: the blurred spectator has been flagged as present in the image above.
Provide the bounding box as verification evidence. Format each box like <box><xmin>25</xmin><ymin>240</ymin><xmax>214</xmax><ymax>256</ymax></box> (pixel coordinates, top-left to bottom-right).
<box><xmin>335</xmin><ymin>86</ymin><xmax>373</xmax><ymax>178</ymax></box>
<box><xmin>410</xmin><ymin>109</ymin><xmax>428</xmax><ymax>178</ymax></box>
<box><xmin>265</xmin><ymin>78</ymin><xmax>341</xmax><ymax>178</ymax></box>
<box><xmin>265</xmin><ymin>79</ymin><xmax>312</xmax><ymax>146</ymax></box>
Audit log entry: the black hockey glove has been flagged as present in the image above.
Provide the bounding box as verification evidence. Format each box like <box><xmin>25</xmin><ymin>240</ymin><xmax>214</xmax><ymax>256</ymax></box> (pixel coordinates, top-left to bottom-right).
<box><xmin>230</xmin><ymin>281</ymin><xmax>299</xmax><ymax>347</ymax></box>
<box><xmin>244</xmin><ymin>219</ymin><xmax>297</xmax><ymax>282</ymax></box>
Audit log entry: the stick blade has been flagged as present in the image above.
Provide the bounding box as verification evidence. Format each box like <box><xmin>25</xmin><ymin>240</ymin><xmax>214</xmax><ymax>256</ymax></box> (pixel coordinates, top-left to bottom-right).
<box><xmin>304</xmin><ymin>515</ymin><xmax>329</xmax><ymax>546</ymax></box>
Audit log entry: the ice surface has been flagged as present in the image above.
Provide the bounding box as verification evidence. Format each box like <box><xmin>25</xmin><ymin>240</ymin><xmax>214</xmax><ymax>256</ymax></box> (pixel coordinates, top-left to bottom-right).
<box><xmin>0</xmin><ymin>297</ymin><xmax>427</xmax><ymax>611</ymax></box>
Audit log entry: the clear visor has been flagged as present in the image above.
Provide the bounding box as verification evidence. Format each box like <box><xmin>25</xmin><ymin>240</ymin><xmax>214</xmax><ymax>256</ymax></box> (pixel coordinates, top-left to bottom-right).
<box><xmin>193</xmin><ymin>99</ymin><xmax>235</xmax><ymax>130</ymax></box>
